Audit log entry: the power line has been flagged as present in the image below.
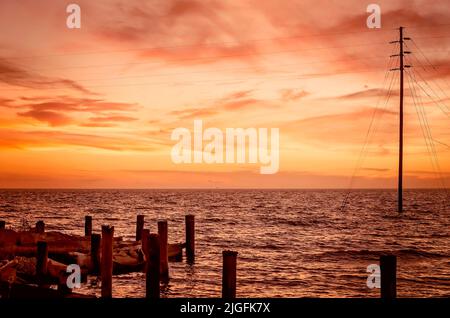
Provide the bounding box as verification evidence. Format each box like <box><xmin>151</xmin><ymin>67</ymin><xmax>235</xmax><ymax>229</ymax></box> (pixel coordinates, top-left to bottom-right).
<box><xmin>1</xmin><ymin>26</ymin><xmax>447</xmax><ymax>61</ymax></box>
<box><xmin>0</xmin><ymin>68</ymin><xmax>387</xmax><ymax>92</ymax></box>
<box><xmin>404</xmin><ymin>47</ymin><xmax>450</xmax><ymax>104</ymax></box>
<box><xmin>407</xmin><ymin>69</ymin><xmax>448</xmax><ymax>194</ymax></box>
<box><xmin>0</xmin><ymin>42</ymin><xmax>392</xmax><ymax>74</ymax></box>
<box><xmin>413</xmin><ymin>35</ymin><xmax>450</xmax><ymax>39</ymax></box>
<box><xmin>404</xmin><ymin>53</ymin><xmax>450</xmax><ymax>114</ymax></box>
<box><xmin>403</xmin><ymin>41</ymin><xmax>450</xmax><ymax>117</ymax></box>
<box><xmin>407</xmin><ymin>70</ymin><xmax>438</xmax><ymax>181</ymax></box>
<box><xmin>2</xmin><ymin>29</ymin><xmax>396</xmax><ymax>60</ymax></box>
<box><xmin>407</xmin><ymin>69</ymin><xmax>450</xmax><ymax>118</ymax></box>
<box><xmin>341</xmin><ymin>27</ymin><xmax>449</xmax><ymax>212</ymax></box>
<box><xmin>410</xmin><ymin>66</ymin><xmax>450</xmax><ymax>113</ymax></box>
<box><xmin>340</xmin><ymin>43</ymin><xmax>399</xmax><ymax>211</ymax></box>
<box><xmin>409</xmin><ymin>70</ymin><xmax>447</xmax><ymax>179</ymax></box>
<box><xmin>406</xmin><ymin>52</ymin><xmax>450</xmax><ymax>196</ymax></box>
<box><xmin>405</xmin><ymin>23</ymin><xmax>450</xmax><ymax>29</ymax></box>
<box><xmin>408</xmin><ymin>39</ymin><xmax>450</xmax><ymax>98</ymax></box>
<box><xmin>432</xmin><ymin>138</ymin><xmax>450</xmax><ymax>149</ymax></box>
<box><xmin>14</xmin><ymin>56</ymin><xmax>390</xmax><ymax>84</ymax></box>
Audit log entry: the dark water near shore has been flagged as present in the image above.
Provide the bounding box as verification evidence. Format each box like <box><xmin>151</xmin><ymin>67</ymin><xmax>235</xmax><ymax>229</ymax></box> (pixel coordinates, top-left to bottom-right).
<box><xmin>0</xmin><ymin>189</ymin><xmax>449</xmax><ymax>298</ymax></box>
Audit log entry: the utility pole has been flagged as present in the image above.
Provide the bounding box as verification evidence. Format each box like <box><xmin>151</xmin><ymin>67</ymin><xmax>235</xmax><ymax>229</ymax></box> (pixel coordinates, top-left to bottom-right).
<box><xmin>398</xmin><ymin>26</ymin><xmax>404</xmax><ymax>213</ymax></box>
<box><xmin>390</xmin><ymin>27</ymin><xmax>411</xmax><ymax>213</ymax></box>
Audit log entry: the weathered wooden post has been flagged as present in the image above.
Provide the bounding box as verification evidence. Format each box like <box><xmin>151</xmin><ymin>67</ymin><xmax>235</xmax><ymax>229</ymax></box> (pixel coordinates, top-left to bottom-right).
<box><xmin>380</xmin><ymin>255</ymin><xmax>397</xmax><ymax>299</ymax></box>
<box><xmin>91</xmin><ymin>233</ymin><xmax>101</xmax><ymax>275</ymax></box>
<box><xmin>84</xmin><ymin>215</ymin><xmax>92</xmax><ymax>236</ymax></box>
<box><xmin>222</xmin><ymin>250</ymin><xmax>238</xmax><ymax>299</ymax></box>
<box><xmin>145</xmin><ymin>233</ymin><xmax>160</xmax><ymax>299</ymax></box>
<box><xmin>0</xmin><ymin>220</ymin><xmax>5</xmax><ymax>230</ymax></box>
<box><xmin>141</xmin><ymin>229</ymin><xmax>150</xmax><ymax>271</ymax></box>
<box><xmin>158</xmin><ymin>220</ymin><xmax>169</xmax><ymax>282</ymax></box>
<box><xmin>101</xmin><ymin>225</ymin><xmax>114</xmax><ymax>298</ymax></box>
<box><xmin>136</xmin><ymin>215</ymin><xmax>145</xmax><ymax>241</ymax></box>
<box><xmin>141</xmin><ymin>229</ymin><xmax>150</xmax><ymax>254</ymax></box>
<box><xmin>36</xmin><ymin>241</ymin><xmax>48</xmax><ymax>285</ymax></box>
<box><xmin>35</xmin><ymin>220</ymin><xmax>45</xmax><ymax>234</ymax></box>
<box><xmin>185</xmin><ymin>215</ymin><xmax>195</xmax><ymax>263</ymax></box>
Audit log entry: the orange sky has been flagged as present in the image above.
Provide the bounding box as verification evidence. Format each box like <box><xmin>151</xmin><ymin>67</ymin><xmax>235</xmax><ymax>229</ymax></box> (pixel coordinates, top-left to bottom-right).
<box><xmin>0</xmin><ymin>0</ymin><xmax>449</xmax><ymax>188</ymax></box>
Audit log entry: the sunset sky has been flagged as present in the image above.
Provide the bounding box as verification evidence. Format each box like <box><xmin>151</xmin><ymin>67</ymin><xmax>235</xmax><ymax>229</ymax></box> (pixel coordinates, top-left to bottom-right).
<box><xmin>0</xmin><ymin>0</ymin><xmax>449</xmax><ymax>188</ymax></box>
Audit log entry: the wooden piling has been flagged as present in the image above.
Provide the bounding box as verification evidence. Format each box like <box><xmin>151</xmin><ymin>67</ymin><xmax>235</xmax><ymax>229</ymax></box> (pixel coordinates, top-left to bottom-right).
<box><xmin>101</xmin><ymin>225</ymin><xmax>114</xmax><ymax>298</ymax></box>
<box><xmin>222</xmin><ymin>250</ymin><xmax>238</xmax><ymax>299</ymax></box>
<box><xmin>90</xmin><ymin>233</ymin><xmax>101</xmax><ymax>275</ymax></box>
<box><xmin>136</xmin><ymin>215</ymin><xmax>145</xmax><ymax>241</ymax></box>
<box><xmin>141</xmin><ymin>229</ymin><xmax>150</xmax><ymax>271</ymax></box>
<box><xmin>145</xmin><ymin>233</ymin><xmax>160</xmax><ymax>299</ymax></box>
<box><xmin>380</xmin><ymin>255</ymin><xmax>397</xmax><ymax>299</ymax></box>
<box><xmin>84</xmin><ymin>215</ymin><xmax>92</xmax><ymax>236</ymax></box>
<box><xmin>35</xmin><ymin>220</ymin><xmax>45</xmax><ymax>234</ymax></box>
<box><xmin>36</xmin><ymin>241</ymin><xmax>48</xmax><ymax>285</ymax></box>
<box><xmin>158</xmin><ymin>220</ymin><xmax>169</xmax><ymax>282</ymax></box>
<box><xmin>0</xmin><ymin>220</ymin><xmax>5</xmax><ymax>230</ymax></box>
<box><xmin>185</xmin><ymin>215</ymin><xmax>195</xmax><ymax>263</ymax></box>
<box><xmin>141</xmin><ymin>229</ymin><xmax>150</xmax><ymax>255</ymax></box>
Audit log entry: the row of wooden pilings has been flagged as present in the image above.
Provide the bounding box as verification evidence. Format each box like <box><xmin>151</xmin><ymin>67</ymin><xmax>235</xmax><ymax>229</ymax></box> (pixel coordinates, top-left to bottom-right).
<box><xmin>1</xmin><ymin>215</ymin><xmax>238</xmax><ymax>299</ymax></box>
<box><xmin>1</xmin><ymin>219</ymin><xmax>398</xmax><ymax>298</ymax></box>
<box><xmin>96</xmin><ymin>214</ymin><xmax>238</xmax><ymax>298</ymax></box>
<box><xmin>85</xmin><ymin>214</ymin><xmax>197</xmax><ymax>298</ymax></box>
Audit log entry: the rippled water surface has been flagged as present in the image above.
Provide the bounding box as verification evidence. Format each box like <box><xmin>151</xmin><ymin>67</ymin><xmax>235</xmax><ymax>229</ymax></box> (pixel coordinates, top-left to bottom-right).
<box><xmin>0</xmin><ymin>189</ymin><xmax>449</xmax><ymax>297</ymax></box>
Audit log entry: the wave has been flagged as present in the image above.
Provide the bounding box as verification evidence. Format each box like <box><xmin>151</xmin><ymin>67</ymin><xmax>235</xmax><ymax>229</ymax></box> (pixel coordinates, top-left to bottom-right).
<box><xmin>313</xmin><ymin>248</ymin><xmax>447</xmax><ymax>259</ymax></box>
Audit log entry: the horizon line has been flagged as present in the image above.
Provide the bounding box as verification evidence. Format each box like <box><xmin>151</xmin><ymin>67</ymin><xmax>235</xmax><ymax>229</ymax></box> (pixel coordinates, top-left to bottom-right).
<box><xmin>0</xmin><ymin>187</ymin><xmax>445</xmax><ymax>190</ymax></box>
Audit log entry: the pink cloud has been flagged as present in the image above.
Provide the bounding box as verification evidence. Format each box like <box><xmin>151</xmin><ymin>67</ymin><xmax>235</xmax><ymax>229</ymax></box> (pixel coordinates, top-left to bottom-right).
<box><xmin>17</xmin><ymin>110</ymin><xmax>74</xmax><ymax>126</ymax></box>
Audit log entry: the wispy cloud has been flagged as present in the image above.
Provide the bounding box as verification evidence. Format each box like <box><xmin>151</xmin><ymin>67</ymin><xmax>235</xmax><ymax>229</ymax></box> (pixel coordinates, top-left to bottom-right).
<box><xmin>280</xmin><ymin>89</ymin><xmax>310</xmax><ymax>101</ymax></box>
<box><xmin>0</xmin><ymin>128</ymin><xmax>154</xmax><ymax>152</ymax></box>
<box><xmin>4</xmin><ymin>96</ymin><xmax>139</xmax><ymax>127</ymax></box>
<box><xmin>169</xmin><ymin>89</ymin><xmax>275</xmax><ymax>120</ymax></box>
<box><xmin>17</xmin><ymin>109</ymin><xmax>74</xmax><ymax>127</ymax></box>
<box><xmin>281</xmin><ymin>107</ymin><xmax>399</xmax><ymax>145</ymax></box>
<box><xmin>169</xmin><ymin>107</ymin><xmax>219</xmax><ymax>119</ymax></box>
<box><xmin>335</xmin><ymin>88</ymin><xmax>398</xmax><ymax>100</ymax></box>
<box><xmin>0</xmin><ymin>58</ymin><xmax>96</xmax><ymax>94</ymax></box>
<box><xmin>88</xmin><ymin>115</ymin><xmax>137</xmax><ymax>122</ymax></box>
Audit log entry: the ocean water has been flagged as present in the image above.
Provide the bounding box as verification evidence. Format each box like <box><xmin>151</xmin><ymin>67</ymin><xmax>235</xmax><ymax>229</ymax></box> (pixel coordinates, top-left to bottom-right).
<box><xmin>0</xmin><ymin>189</ymin><xmax>448</xmax><ymax>298</ymax></box>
